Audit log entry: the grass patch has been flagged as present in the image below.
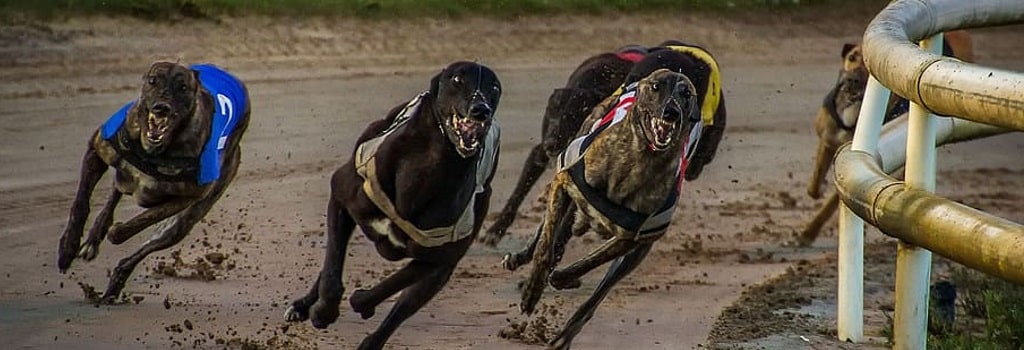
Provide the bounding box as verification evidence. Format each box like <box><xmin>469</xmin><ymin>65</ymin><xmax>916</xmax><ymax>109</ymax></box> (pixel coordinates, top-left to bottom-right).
<box><xmin>1</xmin><ymin>0</ymin><xmax>884</xmax><ymax>20</ymax></box>
<box><xmin>927</xmin><ymin>266</ymin><xmax>1024</xmax><ymax>349</ymax></box>
<box><xmin>879</xmin><ymin>266</ymin><xmax>1024</xmax><ymax>349</ymax></box>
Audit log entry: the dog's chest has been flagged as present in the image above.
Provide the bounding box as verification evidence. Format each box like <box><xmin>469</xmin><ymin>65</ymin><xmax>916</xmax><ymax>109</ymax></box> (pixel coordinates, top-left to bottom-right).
<box><xmin>98</xmin><ymin>145</ymin><xmax>205</xmax><ymax>206</ymax></box>
<box><xmin>565</xmin><ymin>184</ymin><xmax>622</xmax><ymax>234</ymax></box>
<box><xmin>363</xmin><ymin>218</ymin><xmax>407</xmax><ymax>249</ymax></box>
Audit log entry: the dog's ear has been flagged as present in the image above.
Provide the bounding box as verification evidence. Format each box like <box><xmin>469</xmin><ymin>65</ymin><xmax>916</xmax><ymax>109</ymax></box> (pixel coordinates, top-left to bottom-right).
<box><xmin>841</xmin><ymin>43</ymin><xmax>858</xmax><ymax>58</ymax></box>
<box><xmin>143</xmin><ymin>62</ymin><xmax>161</xmax><ymax>81</ymax></box>
<box><xmin>429</xmin><ymin>67</ymin><xmax>444</xmax><ymax>95</ymax></box>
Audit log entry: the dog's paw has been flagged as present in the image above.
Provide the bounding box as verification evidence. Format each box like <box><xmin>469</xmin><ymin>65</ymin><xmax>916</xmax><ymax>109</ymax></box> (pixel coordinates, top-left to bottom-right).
<box><xmin>57</xmin><ymin>234</ymin><xmax>81</xmax><ymax>273</ymax></box>
<box><xmin>502</xmin><ymin>252</ymin><xmax>527</xmax><ymax>271</ymax></box>
<box><xmin>96</xmin><ymin>292</ymin><xmax>123</xmax><ymax>305</ymax></box>
<box><xmin>806</xmin><ymin>187</ymin><xmax>822</xmax><ymax>200</ymax></box>
<box><xmin>309</xmin><ymin>300</ymin><xmax>340</xmax><ymax>329</ymax></box>
<box><xmin>77</xmin><ymin>242</ymin><xmax>100</xmax><ymax>261</ymax></box>
<box><xmin>478</xmin><ymin>231</ymin><xmax>503</xmax><ymax>247</ymax></box>
<box><xmin>284</xmin><ymin>305</ymin><xmax>308</xmax><ymax>322</ymax></box>
<box><xmin>548</xmin><ymin>270</ymin><xmax>582</xmax><ymax>290</ymax></box>
<box><xmin>349</xmin><ymin>289</ymin><xmax>376</xmax><ymax>320</ymax></box>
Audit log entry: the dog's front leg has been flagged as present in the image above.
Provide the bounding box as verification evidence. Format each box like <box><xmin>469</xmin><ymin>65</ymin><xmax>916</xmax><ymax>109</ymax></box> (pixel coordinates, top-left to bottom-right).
<box><xmin>105</xmin><ymin>197</ymin><xmax>194</xmax><ymax>245</ymax></box>
<box><xmin>807</xmin><ymin>139</ymin><xmax>838</xmax><ymax>199</ymax></box>
<box><xmin>549</xmin><ymin>243</ymin><xmax>653</xmax><ymax>350</ymax></box>
<box><xmin>306</xmin><ymin>198</ymin><xmax>356</xmax><ymax>328</ymax></box>
<box><xmin>58</xmin><ymin>146</ymin><xmax>109</xmax><ymax>273</ymax></box>
<box><xmin>78</xmin><ymin>188</ymin><xmax>123</xmax><ymax>261</ymax></box>
<box><xmin>807</xmin><ymin>118</ymin><xmax>839</xmax><ymax>199</ymax></box>
<box><xmin>520</xmin><ymin>183</ymin><xmax>572</xmax><ymax>315</ymax></box>
<box><xmin>548</xmin><ymin>236</ymin><xmax>634</xmax><ymax>290</ymax></box>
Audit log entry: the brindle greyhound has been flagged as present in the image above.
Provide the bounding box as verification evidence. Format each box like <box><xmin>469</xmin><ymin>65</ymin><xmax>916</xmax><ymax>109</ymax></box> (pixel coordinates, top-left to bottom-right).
<box><xmin>56</xmin><ymin>61</ymin><xmax>251</xmax><ymax>304</ymax></box>
<box><xmin>506</xmin><ymin>43</ymin><xmax>727</xmax><ymax>349</ymax></box>
<box><xmin>480</xmin><ymin>45</ymin><xmax>647</xmax><ymax>246</ymax></box>
<box><xmin>284</xmin><ymin>61</ymin><xmax>502</xmax><ymax>350</ymax></box>
<box><xmin>798</xmin><ymin>31</ymin><xmax>973</xmax><ymax>246</ymax></box>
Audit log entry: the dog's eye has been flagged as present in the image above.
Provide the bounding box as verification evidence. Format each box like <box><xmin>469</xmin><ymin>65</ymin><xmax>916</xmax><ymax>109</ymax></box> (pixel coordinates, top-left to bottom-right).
<box><xmin>651</xmin><ymin>82</ymin><xmax>659</xmax><ymax>92</ymax></box>
<box><xmin>452</xmin><ymin>75</ymin><xmax>462</xmax><ymax>84</ymax></box>
<box><xmin>681</xmin><ymin>89</ymin><xmax>692</xmax><ymax>99</ymax></box>
<box><xmin>179</xmin><ymin>83</ymin><xmax>189</xmax><ymax>92</ymax></box>
<box><xmin>147</xmin><ymin>77</ymin><xmax>157</xmax><ymax>85</ymax></box>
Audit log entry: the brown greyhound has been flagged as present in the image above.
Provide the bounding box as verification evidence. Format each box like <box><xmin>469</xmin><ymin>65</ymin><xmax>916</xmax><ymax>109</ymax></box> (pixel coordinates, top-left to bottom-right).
<box><xmin>799</xmin><ymin>30</ymin><xmax>974</xmax><ymax>246</ymax></box>
<box><xmin>56</xmin><ymin>61</ymin><xmax>251</xmax><ymax>303</ymax></box>
<box><xmin>284</xmin><ymin>61</ymin><xmax>502</xmax><ymax>350</ymax></box>
<box><xmin>481</xmin><ymin>45</ymin><xmax>646</xmax><ymax>246</ymax></box>
<box><xmin>507</xmin><ymin>43</ymin><xmax>727</xmax><ymax>349</ymax></box>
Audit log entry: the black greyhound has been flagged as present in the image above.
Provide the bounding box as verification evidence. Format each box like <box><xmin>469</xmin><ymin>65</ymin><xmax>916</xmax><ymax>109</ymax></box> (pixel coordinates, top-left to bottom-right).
<box><xmin>285</xmin><ymin>61</ymin><xmax>502</xmax><ymax>350</ymax></box>
<box><xmin>481</xmin><ymin>45</ymin><xmax>647</xmax><ymax>246</ymax></box>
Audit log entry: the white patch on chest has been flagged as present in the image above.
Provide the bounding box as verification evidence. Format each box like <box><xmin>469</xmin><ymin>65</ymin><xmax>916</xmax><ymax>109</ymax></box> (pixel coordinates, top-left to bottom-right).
<box><xmin>368</xmin><ymin>218</ymin><xmax>406</xmax><ymax>249</ymax></box>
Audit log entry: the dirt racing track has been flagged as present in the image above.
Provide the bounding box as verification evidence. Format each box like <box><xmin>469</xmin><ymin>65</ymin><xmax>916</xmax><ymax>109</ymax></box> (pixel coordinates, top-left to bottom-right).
<box><xmin>1</xmin><ymin>7</ymin><xmax>1023</xmax><ymax>350</ymax></box>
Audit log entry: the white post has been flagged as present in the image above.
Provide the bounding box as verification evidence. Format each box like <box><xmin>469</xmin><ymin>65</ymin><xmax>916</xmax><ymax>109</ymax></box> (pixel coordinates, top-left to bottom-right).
<box><xmin>893</xmin><ymin>33</ymin><xmax>942</xmax><ymax>350</ymax></box>
<box><xmin>837</xmin><ymin>74</ymin><xmax>891</xmax><ymax>343</ymax></box>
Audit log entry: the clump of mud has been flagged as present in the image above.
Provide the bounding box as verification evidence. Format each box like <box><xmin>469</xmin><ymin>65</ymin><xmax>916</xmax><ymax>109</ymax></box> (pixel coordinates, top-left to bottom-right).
<box><xmin>498</xmin><ymin>303</ymin><xmax>562</xmax><ymax>345</ymax></box>
<box><xmin>151</xmin><ymin>249</ymin><xmax>235</xmax><ymax>281</ymax></box>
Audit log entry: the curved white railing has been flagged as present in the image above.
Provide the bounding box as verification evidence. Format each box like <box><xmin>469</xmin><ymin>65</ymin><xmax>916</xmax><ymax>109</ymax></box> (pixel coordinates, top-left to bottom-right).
<box><xmin>834</xmin><ymin>0</ymin><xmax>1024</xmax><ymax>349</ymax></box>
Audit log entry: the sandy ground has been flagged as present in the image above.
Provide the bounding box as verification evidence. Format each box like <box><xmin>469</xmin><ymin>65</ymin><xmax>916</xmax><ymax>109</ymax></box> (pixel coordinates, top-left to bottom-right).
<box><xmin>1</xmin><ymin>5</ymin><xmax>1022</xmax><ymax>350</ymax></box>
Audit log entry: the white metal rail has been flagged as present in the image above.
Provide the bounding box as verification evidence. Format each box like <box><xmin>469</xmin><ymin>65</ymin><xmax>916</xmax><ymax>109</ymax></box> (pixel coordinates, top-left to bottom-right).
<box><xmin>834</xmin><ymin>0</ymin><xmax>1024</xmax><ymax>348</ymax></box>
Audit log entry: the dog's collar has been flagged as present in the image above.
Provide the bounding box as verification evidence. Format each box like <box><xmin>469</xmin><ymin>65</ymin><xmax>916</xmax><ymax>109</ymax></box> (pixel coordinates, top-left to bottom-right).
<box><xmin>823</xmin><ymin>81</ymin><xmax>856</xmax><ymax>131</ymax></box>
<box><xmin>113</xmin><ymin>127</ymin><xmax>200</xmax><ymax>182</ymax></box>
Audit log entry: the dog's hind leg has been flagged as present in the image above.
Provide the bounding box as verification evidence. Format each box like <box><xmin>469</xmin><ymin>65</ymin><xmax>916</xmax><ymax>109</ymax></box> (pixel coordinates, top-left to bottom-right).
<box><xmin>99</xmin><ymin>150</ymin><xmax>239</xmax><ymax>303</ymax></box>
<box><xmin>355</xmin><ymin>262</ymin><xmax>456</xmax><ymax>350</ymax></box>
<box><xmin>105</xmin><ymin>197</ymin><xmax>193</xmax><ymax>245</ymax></box>
<box><xmin>483</xmin><ymin>144</ymin><xmax>549</xmax><ymax>246</ymax></box>
<box><xmin>549</xmin><ymin>243</ymin><xmax>653</xmax><ymax>350</ymax></box>
<box><xmin>303</xmin><ymin>198</ymin><xmax>356</xmax><ymax>328</ymax></box>
<box><xmin>548</xmin><ymin>236</ymin><xmax>634</xmax><ymax>290</ymax></box>
<box><xmin>796</xmin><ymin>192</ymin><xmax>840</xmax><ymax>246</ymax></box>
<box><xmin>58</xmin><ymin>146</ymin><xmax>109</xmax><ymax>273</ymax></box>
<box><xmin>78</xmin><ymin>187</ymin><xmax>123</xmax><ymax>261</ymax></box>
<box><xmin>520</xmin><ymin>184</ymin><xmax>573</xmax><ymax>315</ymax></box>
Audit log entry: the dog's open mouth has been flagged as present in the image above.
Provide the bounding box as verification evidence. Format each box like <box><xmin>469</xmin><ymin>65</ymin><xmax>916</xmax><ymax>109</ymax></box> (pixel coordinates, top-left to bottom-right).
<box><xmin>145</xmin><ymin>112</ymin><xmax>170</xmax><ymax>146</ymax></box>
<box><xmin>647</xmin><ymin>103</ymin><xmax>682</xmax><ymax>150</ymax></box>
<box><xmin>449</xmin><ymin>113</ymin><xmax>488</xmax><ymax>157</ymax></box>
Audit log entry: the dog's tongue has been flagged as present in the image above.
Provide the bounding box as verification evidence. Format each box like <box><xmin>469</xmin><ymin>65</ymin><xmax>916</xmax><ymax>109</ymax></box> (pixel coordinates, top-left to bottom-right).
<box><xmin>651</xmin><ymin>118</ymin><xmax>674</xmax><ymax>145</ymax></box>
